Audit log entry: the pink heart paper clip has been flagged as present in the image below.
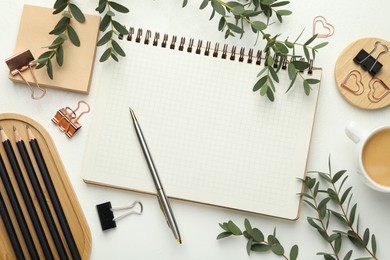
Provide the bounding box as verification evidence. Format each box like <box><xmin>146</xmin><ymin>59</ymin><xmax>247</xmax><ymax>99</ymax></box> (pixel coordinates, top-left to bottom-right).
<box><xmin>313</xmin><ymin>16</ymin><xmax>335</xmax><ymax>38</ymax></box>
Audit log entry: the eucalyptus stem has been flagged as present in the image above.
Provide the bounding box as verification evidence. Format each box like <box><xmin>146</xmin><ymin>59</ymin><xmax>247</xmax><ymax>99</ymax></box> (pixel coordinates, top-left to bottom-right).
<box><xmin>329</xmin><ymin>181</ymin><xmax>378</xmax><ymax>259</ymax></box>
<box><xmin>306</xmin><ymin>181</ymin><xmax>340</xmax><ymax>260</ymax></box>
<box><xmin>36</xmin><ymin>0</ymin><xmax>85</xmax><ymax>79</ymax></box>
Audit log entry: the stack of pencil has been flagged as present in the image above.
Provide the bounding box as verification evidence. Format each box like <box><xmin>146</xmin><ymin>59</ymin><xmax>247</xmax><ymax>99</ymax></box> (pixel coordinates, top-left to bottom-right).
<box><xmin>0</xmin><ymin>125</ymin><xmax>80</xmax><ymax>259</ymax></box>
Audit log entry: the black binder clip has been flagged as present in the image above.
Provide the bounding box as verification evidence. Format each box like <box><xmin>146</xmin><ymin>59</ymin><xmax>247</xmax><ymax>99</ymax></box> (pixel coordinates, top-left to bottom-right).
<box><xmin>353</xmin><ymin>41</ymin><xmax>388</xmax><ymax>76</ymax></box>
<box><xmin>51</xmin><ymin>100</ymin><xmax>90</xmax><ymax>138</ymax></box>
<box><xmin>96</xmin><ymin>201</ymin><xmax>143</xmax><ymax>231</ymax></box>
<box><xmin>5</xmin><ymin>50</ymin><xmax>46</xmax><ymax>99</ymax></box>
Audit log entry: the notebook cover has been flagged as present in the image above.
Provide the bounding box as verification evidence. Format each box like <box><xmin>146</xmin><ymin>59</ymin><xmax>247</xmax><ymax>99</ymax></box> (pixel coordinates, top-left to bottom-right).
<box><xmin>9</xmin><ymin>4</ymin><xmax>100</xmax><ymax>94</ymax></box>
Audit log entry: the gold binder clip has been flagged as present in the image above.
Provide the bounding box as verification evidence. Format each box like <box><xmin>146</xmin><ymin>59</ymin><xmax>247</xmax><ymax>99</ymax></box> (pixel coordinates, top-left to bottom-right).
<box><xmin>5</xmin><ymin>50</ymin><xmax>46</xmax><ymax>99</ymax></box>
<box><xmin>52</xmin><ymin>100</ymin><xmax>90</xmax><ymax>138</ymax></box>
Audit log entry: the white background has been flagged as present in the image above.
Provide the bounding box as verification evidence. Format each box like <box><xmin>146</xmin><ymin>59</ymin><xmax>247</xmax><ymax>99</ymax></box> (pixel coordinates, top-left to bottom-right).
<box><xmin>0</xmin><ymin>0</ymin><xmax>390</xmax><ymax>259</ymax></box>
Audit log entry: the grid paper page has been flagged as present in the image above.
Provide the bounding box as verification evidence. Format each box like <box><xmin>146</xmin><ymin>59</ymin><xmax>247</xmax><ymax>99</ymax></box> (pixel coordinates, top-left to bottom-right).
<box><xmin>82</xmin><ymin>38</ymin><xmax>321</xmax><ymax>220</ymax></box>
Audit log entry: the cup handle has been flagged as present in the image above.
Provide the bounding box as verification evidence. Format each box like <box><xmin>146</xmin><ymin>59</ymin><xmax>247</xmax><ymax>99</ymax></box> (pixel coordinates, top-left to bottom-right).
<box><xmin>345</xmin><ymin>121</ymin><xmax>365</xmax><ymax>143</ymax></box>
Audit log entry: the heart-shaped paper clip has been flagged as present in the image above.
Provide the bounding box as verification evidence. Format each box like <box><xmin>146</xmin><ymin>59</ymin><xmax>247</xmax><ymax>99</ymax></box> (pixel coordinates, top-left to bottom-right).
<box><xmin>313</xmin><ymin>16</ymin><xmax>335</xmax><ymax>38</ymax></box>
<box><xmin>341</xmin><ymin>70</ymin><xmax>364</xmax><ymax>95</ymax></box>
<box><xmin>368</xmin><ymin>77</ymin><xmax>390</xmax><ymax>103</ymax></box>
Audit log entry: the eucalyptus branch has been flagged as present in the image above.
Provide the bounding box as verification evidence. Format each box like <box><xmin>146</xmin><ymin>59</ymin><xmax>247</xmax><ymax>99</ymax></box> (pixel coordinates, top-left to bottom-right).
<box><xmin>217</xmin><ymin>219</ymin><xmax>299</xmax><ymax>260</ymax></box>
<box><xmin>36</xmin><ymin>0</ymin><xmax>85</xmax><ymax>79</ymax></box>
<box><xmin>301</xmin><ymin>176</ymin><xmax>342</xmax><ymax>260</ymax></box>
<box><xmin>183</xmin><ymin>0</ymin><xmax>328</xmax><ymax>101</ymax></box>
<box><xmin>302</xmin><ymin>158</ymin><xmax>378</xmax><ymax>260</ymax></box>
<box><xmin>95</xmin><ymin>0</ymin><xmax>129</xmax><ymax>62</ymax></box>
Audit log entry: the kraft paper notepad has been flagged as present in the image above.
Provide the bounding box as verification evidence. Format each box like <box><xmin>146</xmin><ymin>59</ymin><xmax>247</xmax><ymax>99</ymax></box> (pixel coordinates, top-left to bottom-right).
<box><xmin>82</xmin><ymin>28</ymin><xmax>322</xmax><ymax>220</ymax></box>
<box><xmin>10</xmin><ymin>4</ymin><xmax>100</xmax><ymax>93</ymax></box>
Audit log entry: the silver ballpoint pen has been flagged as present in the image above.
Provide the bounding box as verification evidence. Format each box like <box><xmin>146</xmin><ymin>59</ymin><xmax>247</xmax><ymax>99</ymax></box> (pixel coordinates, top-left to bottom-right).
<box><xmin>129</xmin><ymin>107</ymin><xmax>182</xmax><ymax>244</ymax></box>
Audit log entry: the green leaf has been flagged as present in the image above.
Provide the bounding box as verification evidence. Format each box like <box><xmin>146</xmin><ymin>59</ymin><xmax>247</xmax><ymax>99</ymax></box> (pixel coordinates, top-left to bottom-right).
<box><xmin>251</xmin><ymin>21</ymin><xmax>267</xmax><ymax>31</ymax></box>
<box><xmin>266</xmin><ymin>87</ymin><xmax>275</xmax><ymax>101</ymax></box>
<box><xmin>289</xmin><ymin>245</ymin><xmax>298</xmax><ymax>260</ymax></box>
<box><xmin>362</xmin><ymin>228</ymin><xmax>370</xmax><ymax>247</ymax></box>
<box><xmin>53</xmin><ymin>0</ymin><xmax>67</xmax><ymax>9</ymax></box>
<box><xmin>269</xmin><ymin>67</ymin><xmax>279</xmax><ymax>83</ymax></box>
<box><xmin>270</xmin><ymin>1</ymin><xmax>290</xmax><ymax>7</ymax></box>
<box><xmin>219</xmin><ymin>222</ymin><xmax>229</xmax><ymax>231</ymax></box>
<box><xmin>216</xmin><ymin>231</ymin><xmax>232</xmax><ymax>240</ymax></box>
<box><xmin>97</xmin><ymin>30</ymin><xmax>113</xmax><ymax>46</ymax></box>
<box><xmin>95</xmin><ymin>1</ymin><xmax>107</xmax><ymax>13</ymax></box>
<box><xmin>231</xmin><ymin>5</ymin><xmax>245</xmax><ymax>15</ymax></box>
<box><xmin>227</xmin><ymin>23</ymin><xmax>244</xmax><ymax>34</ymax></box>
<box><xmin>251</xmin><ymin>228</ymin><xmax>264</xmax><ymax>242</ymax></box>
<box><xmin>340</xmin><ymin>187</ymin><xmax>352</xmax><ymax>204</ymax></box>
<box><xmin>318</xmin><ymin>197</ymin><xmax>330</xmax><ymax>210</ymax></box>
<box><xmin>49</xmin><ymin>24</ymin><xmax>67</xmax><ymax>35</ymax></box>
<box><xmin>56</xmin><ymin>45</ymin><xmax>64</xmax><ymax>66</ymax></box>
<box><xmin>287</xmin><ymin>62</ymin><xmax>296</xmax><ymax>80</ymax></box>
<box><xmin>276</xmin><ymin>10</ymin><xmax>292</xmax><ymax>16</ymax></box>
<box><xmin>332</xmin><ymin>170</ymin><xmax>346</xmax><ymax>183</ymax></box>
<box><xmin>200</xmin><ymin>0</ymin><xmax>209</xmax><ymax>9</ymax></box>
<box><xmin>271</xmin><ymin>243</ymin><xmax>284</xmax><ymax>255</ymax></box>
<box><xmin>253</xmin><ymin>76</ymin><xmax>267</xmax><ymax>91</ymax></box>
<box><xmin>244</xmin><ymin>219</ymin><xmax>252</xmax><ymax>233</ymax></box>
<box><xmin>260</xmin><ymin>83</ymin><xmax>268</xmax><ymax>96</ymax></box>
<box><xmin>69</xmin><ymin>4</ymin><xmax>85</xmax><ymax>23</ymax></box>
<box><xmin>47</xmin><ymin>59</ymin><xmax>53</xmax><ymax>79</ymax></box>
<box><xmin>303</xmin><ymin>45</ymin><xmax>310</xmax><ymax>61</ymax></box>
<box><xmin>334</xmin><ymin>234</ymin><xmax>342</xmax><ymax>253</ymax></box>
<box><xmin>313</xmin><ymin>42</ymin><xmax>328</xmax><ymax>50</ymax></box>
<box><xmin>291</xmin><ymin>60</ymin><xmax>309</xmax><ymax>71</ymax></box>
<box><xmin>112</xmin><ymin>20</ymin><xmax>128</xmax><ymax>35</ymax></box>
<box><xmin>349</xmin><ymin>204</ymin><xmax>357</xmax><ymax>225</ymax></box>
<box><xmin>53</xmin><ymin>2</ymin><xmax>67</xmax><ymax>14</ymax></box>
<box><xmin>347</xmin><ymin>230</ymin><xmax>363</xmax><ymax>248</ymax></box>
<box><xmin>218</xmin><ymin>17</ymin><xmax>225</xmax><ymax>31</ymax></box>
<box><xmin>275</xmin><ymin>42</ymin><xmax>288</xmax><ymax>55</ymax></box>
<box><xmin>67</xmin><ymin>25</ymin><xmax>80</xmax><ymax>47</ymax></box>
<box><xmin>111</xmin><ymin>52</ymin><xmax>119</xmax><ymax>62</ymax></box>
<box><xmin>112</xmin><ymin>40</ymin><xmax>126</xmax><ymax>57</ymax></box>
<box><xmin>211</xmin><ymin>0</ymin><xmax>225</xmax><ymax>15</ymax></box>
<box><xmin>251</xmin><ymin>243</ymin><xmax>269</xmax><ymax>252</ymax></box>
<box><xmin>261</xmin><ymin>0</ymin><xmax>275</xmax><ymax>5</ymax></box>
<box><xmin>100</xmin><ymin>47</ymin><xmax>112</xmax><ymax>62</ymax></box>
<box><xmin>227</xmin><ymin>220</ymin><xmax>242</xmax><ymax>235</ymax></box>
<box><xmin>303</xmin><ymin>80</ymin><xmax>311</xmax><ymax>95</ymax></box>
<box><xmin>246</xmin><ymin>238</ymin><xmax>253</xmax><ymax>255</ymax></box>
<box><xmin>304</xmin><ymin>34</ymin><xmax>317</xmax><ymax>46</ymax></box>
<box><xmin>343</xmin><ymin>250</ymin><xmax>352</xmax><ymax>260</ymax></box>
<box><xmin>100</xmin><ymin>14</ymin><xmax>111</xmax><ymax>31</ymax></box>
<box><xmin>371</xmin><ymin>234</ymin><xmax>376</xmax><ymax>255</ymax></box>
<box><xmin>306</xmin><ymin>78</ymin><xmax>320</xmax><ymax>85</ymax></box>
<box><xmin>107</xmin><ymin>10</ymin><xmax>115</xmax><ymax>16</ymax></box>
<box><xmin>108</xmin><ymin>1</ymin><xmax>130</xmax><ymax>13</ymax></box>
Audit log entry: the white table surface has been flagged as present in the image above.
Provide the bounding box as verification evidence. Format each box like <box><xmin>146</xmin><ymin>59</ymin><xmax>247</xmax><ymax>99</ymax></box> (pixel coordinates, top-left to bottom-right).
<box><xmin>1</xmin><ymin>0</ymin><xmax>390</xmax><ymax>259</ymax></box>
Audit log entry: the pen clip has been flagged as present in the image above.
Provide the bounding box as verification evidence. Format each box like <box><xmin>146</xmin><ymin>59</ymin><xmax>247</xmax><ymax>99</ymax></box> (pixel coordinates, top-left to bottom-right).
<box><xmin>157</xmin><ymin>196</ymin><xmax>170</xmax><ymax>228</ymax></box>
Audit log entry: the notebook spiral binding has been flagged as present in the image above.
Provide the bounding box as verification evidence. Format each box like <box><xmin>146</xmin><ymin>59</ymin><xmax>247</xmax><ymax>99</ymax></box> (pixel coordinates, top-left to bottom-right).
<box><xmin>119</xmin><ymin>28</ymin><xmax>314</xmax><ymax>75</ymax></box>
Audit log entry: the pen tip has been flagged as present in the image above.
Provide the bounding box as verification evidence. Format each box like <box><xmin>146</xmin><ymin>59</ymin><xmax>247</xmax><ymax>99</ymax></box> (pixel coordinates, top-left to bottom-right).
<box><xmin>177</xmin><ymin>238</ymin><xmax>182</xmax><ymax>244</ymax></box>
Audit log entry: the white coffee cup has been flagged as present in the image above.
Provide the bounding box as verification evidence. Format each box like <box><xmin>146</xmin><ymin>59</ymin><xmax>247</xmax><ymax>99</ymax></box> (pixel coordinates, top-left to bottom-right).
<box><xmin>345</xmin><ymin>121</ymin><xmax>390</xmax><ymax>192</ymax></box>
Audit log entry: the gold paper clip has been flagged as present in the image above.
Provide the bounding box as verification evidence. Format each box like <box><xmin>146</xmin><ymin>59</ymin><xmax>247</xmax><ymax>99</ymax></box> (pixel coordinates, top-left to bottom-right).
<box><xmin>5</xmin><ymin>50</ymin><xmax>46</xmax><ymax>99</ymax></box>
<box><xmin>52</xmin><ymin>100</ymin><xmax>90</xmax><ymax>138</ymax></box>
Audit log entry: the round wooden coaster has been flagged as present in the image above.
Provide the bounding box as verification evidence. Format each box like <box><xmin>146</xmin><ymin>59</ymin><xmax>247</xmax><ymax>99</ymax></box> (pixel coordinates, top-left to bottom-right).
<box><xmin>334</xmin><ymin>37</ymin><xmax>390</xmax><ymax>110</ymax></box>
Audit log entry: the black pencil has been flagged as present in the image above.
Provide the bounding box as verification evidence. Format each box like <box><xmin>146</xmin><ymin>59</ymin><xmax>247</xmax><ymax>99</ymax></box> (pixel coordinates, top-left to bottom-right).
<box><xmin>27</xmin><ymin>126</ymin><xmax>81</xmax><ymax>260</ymax></box>
<box><xmin>0</xmin><ymin>153</ymin><xmax>38</xmax><ymax>259</ymax></box>
<box><xmin>0</xmin><ymin>189</ymin><xmax>25</xmax><ymax>259</ymax></box>
<box><xmin>0</xmin><ymin>126</ymin><xmax>53</xmax><ymax>260</ymax></box>
<box><xmin>14</xmin><ymin>127</ymin><xmax>69</xmax><ymax>259</ymax></box>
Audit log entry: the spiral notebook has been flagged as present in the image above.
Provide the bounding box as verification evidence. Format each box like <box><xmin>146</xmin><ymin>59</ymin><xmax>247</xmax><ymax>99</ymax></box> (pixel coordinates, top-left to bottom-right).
<box><xmin>82</xmin><ymin>28</ymin><xmax>322</xmax><ymax>220</ymax></box>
